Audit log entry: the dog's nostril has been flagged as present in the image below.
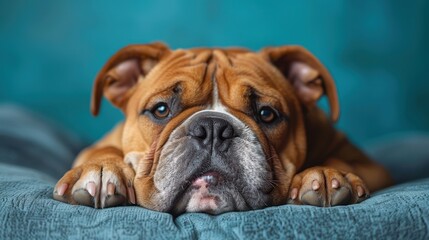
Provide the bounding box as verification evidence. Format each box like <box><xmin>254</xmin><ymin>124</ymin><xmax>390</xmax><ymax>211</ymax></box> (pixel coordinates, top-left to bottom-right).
<box><xmin>220</xmin><ymin>125</ymin><xmax>234</xmax><ymax>140</ymax></box>
<box><xmin>188</xmin><ymin>117</ymin><xmax>236</xmax><ymax>145</ymax></box>
<box><xmin>192</xmin><ymin>125</ymin><xmax>207</xmax><ymax>139</ymax></box>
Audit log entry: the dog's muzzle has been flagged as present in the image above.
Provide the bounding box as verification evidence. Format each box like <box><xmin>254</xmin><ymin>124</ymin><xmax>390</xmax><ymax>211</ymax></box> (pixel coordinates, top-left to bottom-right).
<box><xmin>153</xmin><ymin>111</ymin><xmax>273</xmax><ymax>214</ymax></box>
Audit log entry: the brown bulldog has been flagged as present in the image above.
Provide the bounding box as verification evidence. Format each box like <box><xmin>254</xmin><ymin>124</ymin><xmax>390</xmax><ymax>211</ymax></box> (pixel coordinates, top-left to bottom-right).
<box><xmin>53</xmin><ymin>42</ymin><xmax>392</xmax><ymax>214</ymax></box>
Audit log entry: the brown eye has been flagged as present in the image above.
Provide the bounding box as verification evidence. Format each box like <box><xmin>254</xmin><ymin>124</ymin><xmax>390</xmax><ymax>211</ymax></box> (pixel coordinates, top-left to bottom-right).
<box><xmin>259</xmin><ymin>107</ymin><xmax>277</xmax><ymax>123</ymax></box>
<box><xmin>151</xmin><ymin>102</ymin><xmax>170</xmax><ymax>119</ymax></box>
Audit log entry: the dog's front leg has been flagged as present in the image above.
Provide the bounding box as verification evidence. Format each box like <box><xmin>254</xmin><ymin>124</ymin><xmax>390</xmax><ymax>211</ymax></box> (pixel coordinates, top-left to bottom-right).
<box><xmin>53</xmin><ymin>146</ymin><xmax>136</xmax><ymax>208</ymax></box>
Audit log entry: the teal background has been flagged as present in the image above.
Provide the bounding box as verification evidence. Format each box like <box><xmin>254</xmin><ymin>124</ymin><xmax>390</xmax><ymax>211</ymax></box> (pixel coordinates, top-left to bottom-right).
<box><xmin>1</xmin><ymin>1</ymin><xmax>428</xmax><ymax>144</ymax></box>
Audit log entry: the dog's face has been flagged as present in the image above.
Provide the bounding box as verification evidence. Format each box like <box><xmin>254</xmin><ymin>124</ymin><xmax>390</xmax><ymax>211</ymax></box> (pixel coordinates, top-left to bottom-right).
<box><xmin>91</xmin><ymin>43</ymin><xmax>339</xmax><ymax>214</ymax></box>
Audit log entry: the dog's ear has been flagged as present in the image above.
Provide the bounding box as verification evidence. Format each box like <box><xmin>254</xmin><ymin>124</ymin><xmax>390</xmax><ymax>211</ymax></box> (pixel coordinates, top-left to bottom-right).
<box><xmin>260</xmin><ymin>46</ymin><xmax>339</xmax><ymax>121</ymax></box>
<box><xmin>91</xmin><ymin>42</ymin><xmax>170</xmax><ymax>116</ymax></box>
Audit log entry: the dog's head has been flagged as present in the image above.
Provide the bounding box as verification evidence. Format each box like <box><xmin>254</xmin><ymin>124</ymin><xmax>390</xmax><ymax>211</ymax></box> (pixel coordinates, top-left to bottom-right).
<box><xmin>91</xmin><ymin>42</ymin><xmax>339</xmax><ymax>214</ymax></box>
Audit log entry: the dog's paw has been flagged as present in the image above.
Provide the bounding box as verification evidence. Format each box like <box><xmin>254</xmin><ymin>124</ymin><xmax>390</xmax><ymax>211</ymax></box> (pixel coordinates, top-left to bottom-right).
<box><xmin>287</xmin><ymin>167</ymin><xmax>369</xmax><ymax>207</ymax></box>
<box><xmin>53</xmin><ymin>160</ymin><xmax>136</xmax><ymax>208</ymax></box>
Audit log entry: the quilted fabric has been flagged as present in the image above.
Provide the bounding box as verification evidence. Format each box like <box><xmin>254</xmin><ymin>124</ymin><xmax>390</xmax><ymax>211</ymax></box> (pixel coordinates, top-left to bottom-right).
<box><xmin>0</xmin><ymin>105</ymin><xmax>428</xmax><ymax>239</ymax></box>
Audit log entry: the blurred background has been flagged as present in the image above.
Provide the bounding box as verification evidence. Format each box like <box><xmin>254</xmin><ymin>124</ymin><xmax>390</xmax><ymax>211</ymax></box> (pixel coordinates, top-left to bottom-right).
<box><xmin>1</xmin><ymin>0</ymin><xmax>428</xmax><ymax>146</ymax></box>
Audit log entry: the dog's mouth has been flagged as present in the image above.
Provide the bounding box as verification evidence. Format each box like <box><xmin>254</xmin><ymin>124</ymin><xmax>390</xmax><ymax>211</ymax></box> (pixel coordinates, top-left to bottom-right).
<box><xmin>170</xmin><ymin>170</ymin><xmax>244</xmax><ymax>215</ymax></box>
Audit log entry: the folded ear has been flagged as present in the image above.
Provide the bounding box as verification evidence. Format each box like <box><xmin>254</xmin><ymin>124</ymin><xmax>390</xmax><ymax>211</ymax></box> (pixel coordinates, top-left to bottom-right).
<box><xmin>91</xmin><ymin>42</ymin><xmax>170</xmax><ymax>116</ymax></box>
<box><xmin>260</xmin><ymin>46</ymin><xmax>340</xmax><ymax>122</ymax></box>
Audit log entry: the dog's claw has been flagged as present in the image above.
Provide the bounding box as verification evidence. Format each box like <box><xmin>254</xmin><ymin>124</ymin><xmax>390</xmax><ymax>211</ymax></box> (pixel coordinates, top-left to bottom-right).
<box><xmin>107</xmin><ymin>183</ymin><xmax>115</xmax><ymax>196</ymax></box>
<box><xmin>331</xmin><ymin>179</ymin><xmax>340</xmax><ymax>189</ymax></box>
<box><xmin>290</xmin><ymin>188</ymin><xmax>298</xmax><ymax>200</ymax></box>
<box><xmin>311</xmin><ymin>180</ymin><xmax>320</xmax><ymax>191</ymax></box>
<box><xmin>86</xmin><ymin>182</ymin><xmax>96</xmax><ymax>197</ymax></box>
<box><xmin>357</xmin><ymin>185</ymin><xmax>364</xmax><ymax>197</ymax></box>
<box><xmin>56</xmin><ymin>183</ymin><xmax>68</xmax><ymax>196</ymax></box>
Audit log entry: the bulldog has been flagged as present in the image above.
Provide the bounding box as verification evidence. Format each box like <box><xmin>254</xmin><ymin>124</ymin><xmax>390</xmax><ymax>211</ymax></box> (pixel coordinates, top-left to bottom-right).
<box><xmin>53</xmin><ymin>42</ymin><xmax>392</xmax><ymax>214</ymax></box>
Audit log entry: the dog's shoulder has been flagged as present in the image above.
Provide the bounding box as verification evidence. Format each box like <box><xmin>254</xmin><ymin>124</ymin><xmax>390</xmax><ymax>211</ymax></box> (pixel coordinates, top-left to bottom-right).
<box><xmin>304</xmin><ymin>107</ymin><xmax>346</xmax><ymax>165</ymax></box>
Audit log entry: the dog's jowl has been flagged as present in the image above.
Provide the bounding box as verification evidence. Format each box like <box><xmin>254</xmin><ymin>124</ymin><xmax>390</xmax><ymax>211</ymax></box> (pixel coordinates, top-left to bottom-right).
<box><xmin>53</xmin><ymin>43</ymin><xmax>392</xmax><ymax>214</ymax></box>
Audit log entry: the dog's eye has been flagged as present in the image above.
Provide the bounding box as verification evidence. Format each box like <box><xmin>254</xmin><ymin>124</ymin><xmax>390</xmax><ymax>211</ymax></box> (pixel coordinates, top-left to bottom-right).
<box><xmin>259</xmin><ymin>106</ymin><xmax>277</xmax><ymax>123</ymax></box>
<box><xmin>151</xmin><ymin>102</ymin><xmax>170</xmax><ymax>119</ymax></box>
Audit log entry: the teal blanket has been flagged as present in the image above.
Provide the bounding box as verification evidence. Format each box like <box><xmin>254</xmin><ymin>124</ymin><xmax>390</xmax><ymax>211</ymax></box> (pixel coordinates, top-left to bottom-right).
<box><xmin>0</xmin><ymin>106</ymin><xmax>428</xmax><ymax>239</ymax></box>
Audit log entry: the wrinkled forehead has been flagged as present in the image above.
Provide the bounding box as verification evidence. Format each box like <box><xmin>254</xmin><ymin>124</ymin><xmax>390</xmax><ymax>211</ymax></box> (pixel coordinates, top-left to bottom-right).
<box><xmin>128</xmin><ymin>47</ymin><xmax>292</xmax><ymax>112</ymax></box>
<box><xmin>153</xmin><ymin>47</ymin><xmax>285</xmax><ymax>84</ymax></box>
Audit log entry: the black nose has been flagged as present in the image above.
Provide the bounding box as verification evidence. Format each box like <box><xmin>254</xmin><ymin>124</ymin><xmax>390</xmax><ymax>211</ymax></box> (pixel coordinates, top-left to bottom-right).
<box><xmin>188</xmin><ymin>117</ymin><xmax>235</xmax><ymax>151</ymax></box>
